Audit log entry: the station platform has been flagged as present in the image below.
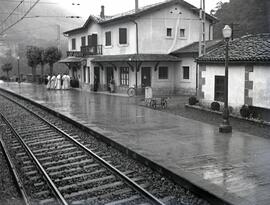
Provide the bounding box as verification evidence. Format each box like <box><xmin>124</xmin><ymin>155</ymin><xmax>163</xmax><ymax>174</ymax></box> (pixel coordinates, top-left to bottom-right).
<box><xmin>1</xmin><ymin>82</ymin><xmax>270</xmax><ymax>205</ymax></box>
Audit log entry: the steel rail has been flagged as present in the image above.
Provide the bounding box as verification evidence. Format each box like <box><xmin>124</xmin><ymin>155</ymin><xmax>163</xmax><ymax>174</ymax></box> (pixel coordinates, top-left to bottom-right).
<box><xmin>0</xmin><ymin>128</ymin><xmax>30</xmax><ymax>205</ymax></box>
<box><xmin>0</xmin><ymin>92</ymin><xmax>166</xmax><ymax>205</ymax></box>
<box><xmin>0</xmin><ymin>112</ymin><xmax>68</xmax><ymax>205</ymax></box>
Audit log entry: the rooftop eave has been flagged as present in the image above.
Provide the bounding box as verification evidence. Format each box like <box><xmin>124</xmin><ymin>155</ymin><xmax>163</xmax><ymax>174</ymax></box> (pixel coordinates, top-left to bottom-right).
<box><xmin>196</xmin><ymin>58</ymin><xmax>270</xmax><ymax>65</ymax></box>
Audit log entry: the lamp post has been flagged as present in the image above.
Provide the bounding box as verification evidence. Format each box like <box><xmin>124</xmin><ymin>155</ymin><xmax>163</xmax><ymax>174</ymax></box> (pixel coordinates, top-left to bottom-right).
<box><xmin>219</xmin><ymin>25</ymin><xmax>232</xmax><ymax>133</ymax></box>
<box><xmin>17</xmin><ymin>56</ymin><xmax>21</xmax><ymax>85</ymax></box>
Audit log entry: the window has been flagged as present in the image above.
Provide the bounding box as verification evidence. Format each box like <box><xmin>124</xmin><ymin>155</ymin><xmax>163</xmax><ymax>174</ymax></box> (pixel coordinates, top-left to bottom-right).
<box><xmin>214</xmin><ymin>76</ymin><xmax>225</xmax><ymax>102</ymax></box>
<box><xmin>158</xmin><ymin>67</ymin><xmax>168</xmax><ymax>79</ymax></box>
<box><xmin>81</xmin><ymin>36</ymin><xmax>86</xmax><ymax>46</ymax></box>
<box><xmin>72</xmin><ymin>38</ymin><xmax>76</xmax><ymax>50</ymax></box>
<box><xmin>120</xmin><ymin>67</ymin><xmax>129</xmax><ymax>86</ymax></box>
<box><xmin>183</xmin><ymin>66</ymin><xmax>189</xmax><ymax>79</ymax></box>
<box><xmin>166</xmin><ymin>28</ymin><xmax>172</xmax><ymax>37</ymax></box>
<box><xmin>119</xmin><ymin>28</ymin><xmax>127</xmax><ymax>44</ymax></box>
<box><xmin>105</xmin><ymin>31</ymin><xmax>111</xmax><ymax>46</ymax></box>
<box><xmin>180</xmin><ymin>29</ymin><xmax>185</xmax><ymax>38</ymax></box>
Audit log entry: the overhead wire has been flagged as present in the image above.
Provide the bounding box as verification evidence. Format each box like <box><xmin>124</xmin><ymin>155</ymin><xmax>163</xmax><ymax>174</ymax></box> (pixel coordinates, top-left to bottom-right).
<box><xmin>0</xmin><ymin>0</ymin><xmax>24</xmax><ymax>26</ymax></box>
<box><xmin>0</xmin><ymin>0</ymin><xmax>41</xmax><ymax>34</ymax></box>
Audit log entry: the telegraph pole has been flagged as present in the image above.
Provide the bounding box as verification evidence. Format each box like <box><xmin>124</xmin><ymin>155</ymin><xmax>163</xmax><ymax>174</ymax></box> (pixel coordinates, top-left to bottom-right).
<box><xmin>197</xmin><ymin>0</ymin><xmax>206</xmax><ymax>98</ymax></box>
<box><xmin>56</xmin><ymin>24</ymin><xmax>61</xmax><ymax>50</ymax></box>
<box><xmin>199</xmin><ymin>0</ymin><xmax>206</xmax><ymax>57</ymax></box>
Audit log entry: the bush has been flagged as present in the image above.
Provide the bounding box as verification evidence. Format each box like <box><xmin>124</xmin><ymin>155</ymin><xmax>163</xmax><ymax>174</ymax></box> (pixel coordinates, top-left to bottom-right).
<box><xmin>70</xmin><ymin>79</ymin><xmax>79</xmax><ymax>88</ymax></box>
<box><xmin>188</xmin><ymin>96</ymin><xmax>198</xmax><ymax>105</ymax></box>
<box><xmin>211</xmin><ymin>101</ymin><xmax>220</xmax><ymax>111</ymax></box>
<box><xmin>240</xmin><ymin>104</ymin><xmax>251</xmax><ymax>118</ymax></box>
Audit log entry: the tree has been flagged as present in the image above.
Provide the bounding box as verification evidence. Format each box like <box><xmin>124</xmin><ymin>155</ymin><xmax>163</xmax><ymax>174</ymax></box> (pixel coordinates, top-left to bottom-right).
<box><xmin>39</xmin><ymin>48</ymin><xmax>46</xmax><ymax>83</ymax></box>
<box><xmin>44</xmin><ymin>47</ymin><xmax>62</xmax><ymax>76</ymax></box>
<box><xmin>1</xmin><ymin>63</ymin><xmax>13</xmax><ymax>81</ymax></box>
<box><xmin>213</xmin><ymin>0</ymin><xmax>270</xmax><ymax>39</ymax></box>
<box><xmin>26</xmin><ymin>46</ymin><xmax>41</xmax><ymax>82</ymax></box>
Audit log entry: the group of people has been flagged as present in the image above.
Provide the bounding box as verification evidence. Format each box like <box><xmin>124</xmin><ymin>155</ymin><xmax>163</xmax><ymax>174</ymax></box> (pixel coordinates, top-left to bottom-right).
<box><xmin>46</xmin><ymin>74</ymin><xmax>70</xmax><ymax>90</ymax></box>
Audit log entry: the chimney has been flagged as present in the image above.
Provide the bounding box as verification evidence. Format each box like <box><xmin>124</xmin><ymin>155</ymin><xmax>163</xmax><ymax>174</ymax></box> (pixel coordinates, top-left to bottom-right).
<box><xmin>100</xmin><ymin>5</ymin><xmax>105</xmax><ymax>18</ymax></box>
<box><xmin>135</xmin><ymin>0</ymin><xmax>139</xmax><ymax>13</ymax></box>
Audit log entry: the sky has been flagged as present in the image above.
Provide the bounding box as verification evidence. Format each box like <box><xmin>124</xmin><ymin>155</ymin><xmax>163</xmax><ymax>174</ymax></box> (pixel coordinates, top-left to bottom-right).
<box><xmin>56</xmin><ymin>0</ymin><xmax>229</xmax><ymax>19</ymax></box>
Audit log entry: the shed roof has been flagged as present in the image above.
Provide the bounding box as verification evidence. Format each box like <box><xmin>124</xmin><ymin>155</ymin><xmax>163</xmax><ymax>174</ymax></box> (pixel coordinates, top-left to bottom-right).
<box><xmin>197</xmin><ymin>33</ymin><xmax>270</xmax><ymax>64</ymax></box>
<box><xmin>171</xmin><ymin>40</ymin><xmax>223</xmax><ymax>55</ymax></box>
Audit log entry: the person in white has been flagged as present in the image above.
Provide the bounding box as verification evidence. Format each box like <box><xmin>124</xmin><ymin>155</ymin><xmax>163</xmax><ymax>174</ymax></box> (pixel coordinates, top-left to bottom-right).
<box><xmin>66</xmin><ymin>74</ymin><xmax>70</xmax><ymax>89</ymax></box>
<box><xmin>61</xmin><ymin>74</ymin><xmax>66</xmax><ymax>90</ymax></box>
<box><xmin>50</xmin><ymin>75</ymin><xmax>56</xmax><ymax>89</ymax></box>
<box><xmin>55</xmin><ymin>73</ymin><xmax>61</xmax><ymax>90</ymax></box>
<box><xmin>46</xmin><ymin>75</ymin><xmax>51</xmax><ymax>89</ymax></box>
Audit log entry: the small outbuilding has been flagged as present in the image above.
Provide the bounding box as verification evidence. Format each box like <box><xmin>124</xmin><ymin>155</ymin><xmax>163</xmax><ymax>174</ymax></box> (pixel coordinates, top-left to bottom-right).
<box><xmin>196</xmin><ymin>33</ymin><xmax>270</xmax><ymax>120</ymax></box>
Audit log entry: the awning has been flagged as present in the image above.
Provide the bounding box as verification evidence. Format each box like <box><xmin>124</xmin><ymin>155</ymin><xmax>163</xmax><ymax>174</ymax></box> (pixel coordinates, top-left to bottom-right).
<box><xmin>91</xmin><ymin>54</ymin><xmax>181</xmax><ymax>62</ymax></box>
<box><xmin>58</xmin><ymin>57</ymin><xmax>85</xmax><ymax>63</ymax></box>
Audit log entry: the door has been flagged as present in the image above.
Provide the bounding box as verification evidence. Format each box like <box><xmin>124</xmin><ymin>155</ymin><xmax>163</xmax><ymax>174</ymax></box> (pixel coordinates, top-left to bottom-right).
<box><xmin>106</xmin><ymin>67</ymin><xmax>114</xmax><ymax>91</ymax></box>
<box><xmin>94</xmin><ymin>67</ymin><xmax>100</xmax><ymax>91</ymax></box>
<box><xmin>92</xmin><ymin>34</ymin><xmax>98</xmax><ymax>54</ymax></box>
<box><xmin>141</xmin><ymin>67</ymin><xmax>151</xmax><ymax>88</ymax></box>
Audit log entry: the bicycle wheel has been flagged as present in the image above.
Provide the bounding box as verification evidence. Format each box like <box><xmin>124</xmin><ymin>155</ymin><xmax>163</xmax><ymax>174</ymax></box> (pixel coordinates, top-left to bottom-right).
<box><xmin>127</xmin><ymin>87</ymin><xmax>135</xmax><ymax>97</ymax></box>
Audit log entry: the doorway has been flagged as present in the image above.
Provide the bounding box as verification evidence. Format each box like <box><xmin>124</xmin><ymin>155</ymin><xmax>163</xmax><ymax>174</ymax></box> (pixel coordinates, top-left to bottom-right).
<box><xmin>141</xmin><ymin>67</ymin><xmax>151</xmax><ymax>87</ymax></box>
<box><xmin>94</xmin><ymin>66</ymin><xmax>100</xmax><ymax>91</ymax></box>
<box><xmin>141</xmin><ymin>67</ymin><xmax>151</xmax><ymax>95</ymax></box>
<box><xmin>106</xmin><ymin>67</ymin><xmax>114</xmax><ymax>91</ymax></box>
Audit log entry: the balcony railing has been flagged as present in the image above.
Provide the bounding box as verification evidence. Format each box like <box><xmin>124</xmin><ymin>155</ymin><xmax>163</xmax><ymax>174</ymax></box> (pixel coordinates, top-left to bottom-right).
<box><xmin>67</xmin><ymin>45</ymin><xmax>103</xmax><ymax>57</ymax></box>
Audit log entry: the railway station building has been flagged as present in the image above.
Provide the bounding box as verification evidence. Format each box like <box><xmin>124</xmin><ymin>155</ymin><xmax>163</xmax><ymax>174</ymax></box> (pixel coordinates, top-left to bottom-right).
<box><xmin>60</xmin><ymin>0</ymin><xmax>216</xmax><ymax>95</ymax></box>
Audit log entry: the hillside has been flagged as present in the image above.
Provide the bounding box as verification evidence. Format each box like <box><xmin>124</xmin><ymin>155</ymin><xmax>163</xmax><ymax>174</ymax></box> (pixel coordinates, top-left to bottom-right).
<box><xmin>213</xmin><ymin>0</ymin><xmax>270</xmax><ymax>39</ymax></box>
<box><xmin>0</xmin><ymin>1</ymin><xmax>84</xmax><ymax>77</ymax></box>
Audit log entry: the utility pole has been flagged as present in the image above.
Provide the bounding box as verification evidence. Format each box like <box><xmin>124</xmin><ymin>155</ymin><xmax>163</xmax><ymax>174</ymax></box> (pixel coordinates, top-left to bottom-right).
<box><xmin>199</xmin><ymin>0</ymin><xmax>206</xmax><ymax>57</ymax></box>
<box><xmin>56</xmin><ymin>24</ymin><xmax>61</xmax><ymax>50</ymax></box>
<box><xmin>55</xmin><ymin>24</ymin><xmax>61</xmax><ymax>73</ymax></box>
<box><xmin>197</xmin><ymin>0</ymin><xmax>206</xmax><ymax>98</ymax></box>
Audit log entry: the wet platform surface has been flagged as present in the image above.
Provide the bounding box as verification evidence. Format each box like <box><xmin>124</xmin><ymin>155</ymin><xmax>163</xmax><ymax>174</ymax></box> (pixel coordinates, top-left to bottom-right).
<box><xmin>1</xmin><ymin>83</ymin><xmax>270</xmax><ymax>205</ymax></box>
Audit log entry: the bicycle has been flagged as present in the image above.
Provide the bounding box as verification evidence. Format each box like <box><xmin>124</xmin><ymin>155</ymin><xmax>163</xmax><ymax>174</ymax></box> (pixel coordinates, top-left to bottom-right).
<box><xmin>127</xmin><ymin>86</ymin><xmax>136</xmax><ymax>97</ymax></box>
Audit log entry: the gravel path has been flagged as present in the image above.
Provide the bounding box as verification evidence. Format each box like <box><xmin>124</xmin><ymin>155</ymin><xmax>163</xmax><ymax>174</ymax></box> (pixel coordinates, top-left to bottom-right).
<box><xmin>143</xmin><ymin>96</ymin><xmax>270</xmax><ymax>139</ymax></box>
<box><xmin>0</xmin><ymin>134</ymin><xmax>23</xmax><ymax>205</ymax></box>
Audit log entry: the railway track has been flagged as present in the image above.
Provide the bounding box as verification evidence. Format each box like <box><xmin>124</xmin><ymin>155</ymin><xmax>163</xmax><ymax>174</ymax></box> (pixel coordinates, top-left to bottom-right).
<box><xmin>0</xmin><ymin>94</ymin><xmax>166</xmax><ymax>205</ymax></box>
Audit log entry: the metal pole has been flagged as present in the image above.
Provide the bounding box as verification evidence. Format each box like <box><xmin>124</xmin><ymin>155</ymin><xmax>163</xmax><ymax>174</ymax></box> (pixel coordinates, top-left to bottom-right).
<box><xmin>17</xmin><ymin>57</ymin><xmax>20</xmax><ymax>85</ymax></box>
<box><xmin>219</xmin><ymin>38</ymin><xmax>232</xmax><ymax>133</ymax></box>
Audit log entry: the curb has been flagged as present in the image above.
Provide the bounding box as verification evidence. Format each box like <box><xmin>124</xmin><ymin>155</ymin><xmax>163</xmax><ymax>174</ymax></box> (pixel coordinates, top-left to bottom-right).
<box><xmin>185</xmin><ymin>104</ymin><xmax>270</xmax><ymax>127</ymax></box>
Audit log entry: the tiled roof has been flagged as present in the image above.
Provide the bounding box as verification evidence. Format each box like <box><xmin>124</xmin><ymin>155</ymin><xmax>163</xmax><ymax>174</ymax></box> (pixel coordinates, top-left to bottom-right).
<box><xmin>91</xmin><ymin>54</ymin><xmax>181</xmax><ymax>62</ymax></box>
<box><xmin>197</xmin><ymin>33</ymin><xmax>270</xmax><ymax>63</ymax></box>
<box><xmin>64</xmin><ymin>0</ymin><xmax>217</xmax><ymax>35</ymax></box>
<box><xmin>171</xmin><ymin>39</ymin><xmax>223</xmax><ymax>55</ymax></box>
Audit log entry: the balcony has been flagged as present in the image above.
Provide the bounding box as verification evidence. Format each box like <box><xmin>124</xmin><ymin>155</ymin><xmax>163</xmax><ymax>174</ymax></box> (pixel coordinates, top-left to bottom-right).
<box><xmin>67</xmin><ymin>45</ymin><xmax>103</xmax><ymax>57</ymax></box>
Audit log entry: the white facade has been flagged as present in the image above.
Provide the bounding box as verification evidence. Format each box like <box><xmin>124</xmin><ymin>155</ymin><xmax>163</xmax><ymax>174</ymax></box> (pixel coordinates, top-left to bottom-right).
<box><xmin>174</xmin><ymin>56</ymin><xmax>197</xmax><ymax>95</ymax></box>
<box><xmin>201</xmin><ymin>64</ymin><xmax>270</xmax><ymax>109</ymax></box>
<box><xmin>250</xmin><ymin>66</ymin><xmax>270</xmax><ymax>109</ymax></box>
<box><xmin>64</xmin><ymin>1</ymin><xmax>215</xmax><ymax>95</ymax></box>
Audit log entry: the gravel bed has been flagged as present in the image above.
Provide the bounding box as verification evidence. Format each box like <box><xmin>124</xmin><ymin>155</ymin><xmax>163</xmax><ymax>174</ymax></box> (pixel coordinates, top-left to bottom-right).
<box><xmin>1</xmin><ymin>91</ymin><xmax>211</xmax><ymax>205</ymax></box>
<box><xmin>0</xmin><ymin>135</ymin><xmax>24</xmax><ymax>205</ymax></box>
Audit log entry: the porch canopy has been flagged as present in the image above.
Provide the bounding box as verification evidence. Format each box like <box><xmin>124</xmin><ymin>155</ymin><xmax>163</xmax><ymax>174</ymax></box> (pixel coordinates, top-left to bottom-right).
<box><xmin>58</xmin><ymin>56</ymin><xmax>85</xmax><ymax>63</ymax></box>
<box><xmin>91</xmin><ymin>54</ymin><xmax>181</xmax><ymax>71</ymax></box>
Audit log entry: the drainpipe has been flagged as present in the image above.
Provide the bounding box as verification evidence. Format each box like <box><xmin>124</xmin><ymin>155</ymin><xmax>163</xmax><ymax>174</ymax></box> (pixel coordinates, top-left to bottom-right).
<box><xmin>131</xmin><ymin>19</ymin><xmax>139</xmax><ymax>95</ymax></box>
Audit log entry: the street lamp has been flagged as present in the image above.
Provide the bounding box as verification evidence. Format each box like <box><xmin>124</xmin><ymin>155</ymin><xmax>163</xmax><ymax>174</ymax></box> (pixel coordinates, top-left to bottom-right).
<box><xmin>17</xmin><ymin>56</ymin><xmax>20</xmax><ymax>84</ymax></box>
<box><xmin>219</xmin><ymin>25</ymin><xmax>232</xmax><ymax>133</ymax></box>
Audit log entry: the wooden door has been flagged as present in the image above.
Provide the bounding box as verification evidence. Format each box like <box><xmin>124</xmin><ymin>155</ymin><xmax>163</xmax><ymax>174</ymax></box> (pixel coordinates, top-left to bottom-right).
<box><xmin>94</xmin><ymin>67</ymin><xmax>100</xmax><ymax>91</ymax></box>
<box><xmin>106</xmin><ymin>67</ymin><xmax>114</xmax><ymax>91</ymax></box>
<box><xmin>92</xmin><ymin>34</ymin><xmax>98</xmax><ymax>53</ymax></box>
<box><xmin>141</xmin><ymin>67</ymin><xmax>151</xmax><ymax>88</ymax></box>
